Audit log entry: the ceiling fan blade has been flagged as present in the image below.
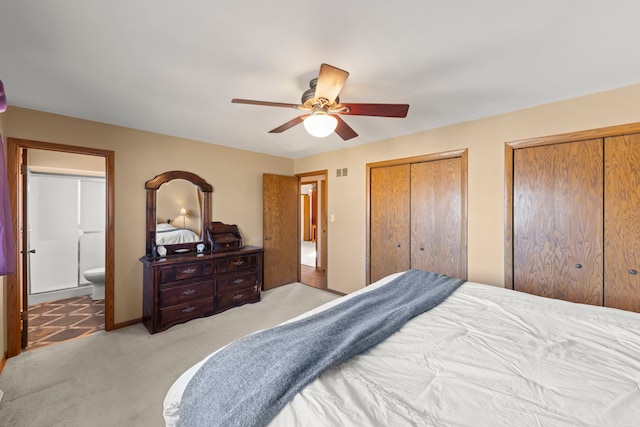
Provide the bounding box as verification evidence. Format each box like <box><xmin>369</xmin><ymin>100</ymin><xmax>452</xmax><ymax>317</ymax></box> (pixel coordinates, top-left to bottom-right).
<box><xmin>268</xmin><ymin>115</ymin><xmax>308</xmax><ymax>133</ymax></box>
<box><xmin>232</xmin><ymin>98</ymin><xmax>301</xmax><ymax>109</ymax></box>
<box><xmin>339</xmin><ymin>103</ymin><xmax>409</xmax><ymax>118</ymax></box>
<box><xmin>314</xmin><ymin>64</ymin><xmax>349</xmax><ymax>104</ymax></box>
<box><xmin>333</xmin><ymin>115</ymin><xmax>358</xmax><ymax>141</ymax></box>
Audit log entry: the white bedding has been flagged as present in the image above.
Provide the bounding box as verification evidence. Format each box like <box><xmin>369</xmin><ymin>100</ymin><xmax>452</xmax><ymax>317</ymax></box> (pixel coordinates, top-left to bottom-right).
<box><xmin>156</xmin><ymin>223</ymin><xmax>201</xmax><ymax>245</ymax></box>
<box><xmin>164</xmin><ymin>272</ymin><xmax>640</xmax><ymax>426</ymax></box>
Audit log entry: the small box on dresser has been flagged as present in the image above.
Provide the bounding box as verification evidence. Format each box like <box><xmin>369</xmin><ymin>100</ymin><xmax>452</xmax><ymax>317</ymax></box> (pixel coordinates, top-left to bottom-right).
<box><xmin>141</xmin><ymin>246</ymin><xmax>263</xmax><ymax>334</ymax></box>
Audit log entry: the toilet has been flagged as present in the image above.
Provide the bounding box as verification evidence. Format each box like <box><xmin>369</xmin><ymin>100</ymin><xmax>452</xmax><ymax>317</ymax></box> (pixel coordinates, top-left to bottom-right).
<box><xmin>83</xmin><ymin>267</ymin><xmax>105</xmax><ymax>300</ymax></box>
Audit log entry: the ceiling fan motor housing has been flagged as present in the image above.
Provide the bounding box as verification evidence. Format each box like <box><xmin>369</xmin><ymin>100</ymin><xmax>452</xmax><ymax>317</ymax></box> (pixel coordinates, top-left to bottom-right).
<box><xmin>302</xmin><ymin>77</ymin><xmax>338</xmax><ymax>106</ymax></box>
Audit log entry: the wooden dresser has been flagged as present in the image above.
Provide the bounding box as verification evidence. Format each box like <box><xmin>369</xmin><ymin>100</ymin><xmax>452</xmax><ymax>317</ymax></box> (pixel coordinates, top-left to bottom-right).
<box><xmin>141</xmin><ymin>246</ymin><xmax>263</xmax><ymax>333</ymax></box>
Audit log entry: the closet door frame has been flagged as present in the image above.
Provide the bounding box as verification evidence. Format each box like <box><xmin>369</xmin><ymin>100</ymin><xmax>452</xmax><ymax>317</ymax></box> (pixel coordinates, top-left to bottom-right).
<box><xmin>366</xmin><ymin>149</ymin><xmax>468</xmax><ymax>285</ymax></box>
<box><xmin>504</xmin><ymin>121</ymin><xmax>640</xmax><ymax>289</ymax></box>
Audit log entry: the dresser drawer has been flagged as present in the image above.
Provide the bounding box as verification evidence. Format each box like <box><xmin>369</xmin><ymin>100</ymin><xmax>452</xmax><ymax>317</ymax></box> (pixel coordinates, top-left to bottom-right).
<box><xmin>158</xmin><ymin>261</ymin><xmax>214</xmax><ymax>284</ymax></box>
<box><xmin>218</xmin><ymin>254</ymin><xmax>257</xmax><ymax>273</ymax></box>
<box><xmin>217</xmin><ymin>287</ymin><xmax>260</xmax><ymax>312</ymax></box>
<box><xmin>159</xmin><ymin>296</ymin><xmax>214</xmax><ymax>326</ymax></box>
<box><xmin>217</xmin><ymin>272</ymin><xmax>259</xmax><ymax>292</ymax></box>
<box><xmin>160</xmin><ymin>280</ymin><xmax>214</xmax><ymax>307</ymax></box>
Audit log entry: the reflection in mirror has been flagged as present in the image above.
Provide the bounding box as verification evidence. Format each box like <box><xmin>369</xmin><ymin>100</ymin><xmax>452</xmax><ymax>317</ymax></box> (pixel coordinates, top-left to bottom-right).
<box><xmin>155</xmin><ymin>179</ymin><xmax>202</xmax><ymax>245</ymax></box>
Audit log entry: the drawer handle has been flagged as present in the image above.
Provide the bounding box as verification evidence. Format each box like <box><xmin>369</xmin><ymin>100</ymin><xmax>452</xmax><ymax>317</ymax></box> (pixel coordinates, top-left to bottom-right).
<box><xmin>182</xmin><ymin>306</ymin><xmax>196</xmax><ymax>313</ymax></box>
<box><xmin>182</xmin><ymin>268</ymin><xmax>197</xmax><ymax>274</ymax></box>
<box><xmin>575</xmin><ymin>264</ymin><xmax>582</xmax><ymax>269</ymax></box>
<box><xmin>233</xmin><ymin>293</ymin><xmax>244</xmax><ymax>300</ymax></box>
<box><xmin>233</xmin><ymin>278</ymin><xmax>245</xmax><ymax>285</ymax></box>
<box><xmin>232</xmin><ymin>260</ymin><xmax>245</xmax><ymax>266</ymax></box>
<box><xmin>629</xmin><ymin>269</ymin><xmax>638</xmax><ymax>275</ymax></box>
<box><xmin>182</xmin><ymin>289</ymin><xmax>197</xmax><ymax>296</ymax></box>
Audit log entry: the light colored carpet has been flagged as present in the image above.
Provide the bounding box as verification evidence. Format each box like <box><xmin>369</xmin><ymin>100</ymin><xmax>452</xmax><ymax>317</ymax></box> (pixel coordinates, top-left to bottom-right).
<box><xmin>0</xmin><ymin>283</ymin><xmax>339</xmax><ymax>427</ymax></box>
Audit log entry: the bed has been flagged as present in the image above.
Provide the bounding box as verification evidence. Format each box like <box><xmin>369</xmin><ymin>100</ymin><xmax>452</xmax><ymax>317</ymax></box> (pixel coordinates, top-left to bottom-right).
<box><xmin>156</xmin><ymin>223</ymin><xmax>201</xmax><ymax>245</ymax></box>
<box><xmin>164</xmin><ymin>270</ymin><xmax>640</xmax><ymax>427</ymax></box>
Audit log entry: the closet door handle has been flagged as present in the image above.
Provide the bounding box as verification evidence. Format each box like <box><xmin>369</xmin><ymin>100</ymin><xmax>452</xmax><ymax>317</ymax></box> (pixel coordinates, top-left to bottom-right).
<box><xmin>574</xmin><ymin>264</ymin><xmax>582</xmax><ymax>269</ymax></box>
<box><xmin>629</xmin><ymin>269</ymin><xmax>638</xmax><ymax>275</ymax></box>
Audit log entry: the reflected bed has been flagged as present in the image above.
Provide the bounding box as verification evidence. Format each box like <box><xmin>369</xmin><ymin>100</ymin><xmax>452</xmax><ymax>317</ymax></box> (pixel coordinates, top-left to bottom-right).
<box><xmin>164</xmin><ymin>271</ymin><xmax>640</xmax><ymax>426</ymax></box>
<box><xmin>156</xmin><ymin>223</ymin><xmax>200</xmax><ymax>246</ymax></box>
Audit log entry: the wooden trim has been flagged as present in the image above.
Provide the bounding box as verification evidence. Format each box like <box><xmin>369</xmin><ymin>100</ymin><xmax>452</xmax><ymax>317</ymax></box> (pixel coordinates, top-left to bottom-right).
<box><xmin>366</xmin><ymin>149</ymin><xmax>469</xmax><ymax>285</ymax></box>
<box><xmin>297</xmin><ymin>170</ymin><xmax>328</xmax><ymax>179</ymax></box>
<box><xmin>104</xmin><ymin>151</ymin><xmax>116</xmax><ymax>331</ymax></box>
<box><xmin>0</xmin><ymin>352</ymin><xmax>6</xmax><ymax>375</ymax></box>
<box><xmin>504</xmin><ymin>144</ymin><xmax>515</xmax><ymax>289</ymax></box>
<box><xmin>324</xmin><ymin>288</ymin><xmax>346</xmax><ymax>297</ymax></box>
<box><xmin>367</xmin><ymin>149</ymin><xmax>467</xmax><ymax>169</ymax></box>
<box><xmin>112</xmin><ymin>317</ymin><xmax>142</xmax><ymax>330</ymax></box>
<box><xmin>144</xmin><ymin>170</ymin><xmax>213</xmax><ymax>192</ymax></box>
<box><xmin>6</xmin><ymin>138</ymin><xmax>115</xmax><ymax>356</ymax></box>
<box><xmin>506</xmin><ymin>122</ymin><xmax>640</xmax><ymax>150</ymax></box>
<box><xmin>459</xmin><ymin>150</ymin><xmax>469</xmax><ymax>280</ymax></box>
<box><xmin>6</xmin><ymin>139</ymin><xmax>20</xmax><ymax>357</ymax></box>
<box><xmin>297</xmin><ymin>170</ymin><xmax>329</xmax><ymax>284</ymax></box>
<box><xmin>504</xmin><ymin>121</ymin><xmax>640</xmax><ymax>291</ymax></box>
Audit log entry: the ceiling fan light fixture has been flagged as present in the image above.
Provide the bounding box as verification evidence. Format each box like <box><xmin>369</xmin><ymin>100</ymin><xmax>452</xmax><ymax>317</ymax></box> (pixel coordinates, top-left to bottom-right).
<box><xmin>303</xmin><ymin>111</ymin><xmax>337</xmax><ymax>138</ymax></box>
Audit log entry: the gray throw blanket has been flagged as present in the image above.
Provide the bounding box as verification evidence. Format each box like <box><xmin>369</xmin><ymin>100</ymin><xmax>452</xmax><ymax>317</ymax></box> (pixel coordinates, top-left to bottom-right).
<box><xmin>178</xmin><ymin>269</ymin><xmax>465</xmax><ymax>427</ymax></box>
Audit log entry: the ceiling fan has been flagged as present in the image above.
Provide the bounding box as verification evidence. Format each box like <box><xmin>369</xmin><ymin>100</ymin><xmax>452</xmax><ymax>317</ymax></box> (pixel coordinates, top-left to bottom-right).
<box><xmin>231</xmin><ymin>64</ymin><xmax>409</xmax><ymax>140</ymax></box>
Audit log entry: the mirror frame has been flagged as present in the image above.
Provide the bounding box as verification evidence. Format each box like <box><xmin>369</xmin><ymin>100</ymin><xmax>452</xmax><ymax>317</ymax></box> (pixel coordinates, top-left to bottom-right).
<box><xmin>145</xmin><ymin>170</ymin><xmax>213</xmax><ymax>257</ymax></box>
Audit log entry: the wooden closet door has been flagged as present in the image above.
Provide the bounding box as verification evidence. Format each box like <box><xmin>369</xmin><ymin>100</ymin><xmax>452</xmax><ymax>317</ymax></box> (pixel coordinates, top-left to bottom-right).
<box><xmin>411</xmin><ymin>158</ymin><xmax>464</xmax><ymax>278</ymax></box>
<box><xmin>513</xmin><ymin>139</ymin><xmax>604</xmax><ymax>305</ymax></box>
<box><xmin>370</xmin><ymin>164</ymin><xmax>410</xmax><ymax>283</ymax></box>
<box><xmin>604</xmin><ymin>134</ymin><xmax>640</xmax><ymax>312</ymax></box>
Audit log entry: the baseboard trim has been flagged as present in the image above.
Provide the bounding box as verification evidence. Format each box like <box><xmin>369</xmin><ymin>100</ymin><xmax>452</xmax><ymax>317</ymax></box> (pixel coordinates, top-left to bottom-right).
<box><xmin>110</xmin><ymin>317</ymin><xmax>142</xmax><ymax>330</ymax></box>
<box><xmin>0</xmin><ymin>352</ymin><xmax>7</xmax><ymax>375</ymax></box>
<box><xmin>325</xmin><ymin>288</ymin><xmax>346</xmax><ymax>297</ymax></box>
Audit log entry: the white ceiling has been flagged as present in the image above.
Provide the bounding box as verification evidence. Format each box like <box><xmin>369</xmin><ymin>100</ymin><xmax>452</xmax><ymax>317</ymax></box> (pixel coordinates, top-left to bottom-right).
<box><xmin>1</xmin><ymin>1</ymin><xmax>639</xmax><ymax>159</ymax></box>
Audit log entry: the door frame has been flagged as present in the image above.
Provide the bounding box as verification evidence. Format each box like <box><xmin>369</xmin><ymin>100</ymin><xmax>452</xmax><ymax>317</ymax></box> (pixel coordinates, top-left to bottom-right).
<box><xmin>297</xmin><ymin>170</ymin><xmax>328</xmax><ymax>278</ymax></box>
<box><xmin>504</xmin><ymin>122</ymin><xmax>640</xmax><ymax>290</ymax></box>
<box><xmin>6</xmin><ymin>138</ymin><xmax>115</xmax><ymax>357</ymax></box>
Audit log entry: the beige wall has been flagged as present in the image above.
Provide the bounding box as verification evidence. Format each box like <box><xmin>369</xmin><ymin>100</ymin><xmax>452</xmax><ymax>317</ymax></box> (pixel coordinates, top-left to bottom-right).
<box><xmin>1</xmin><ymin>108</ymin><xmax>293</xmax><ymax>350</ymax></box>
<box><xmin>294</xmin><ymin>84</ymin><xmax>640</xmax><ymax>294</ymax></box>
<box><xmin>28</xmin><ymin>149</ymin><xmax>106</xmax><ymax>174</ymax></box>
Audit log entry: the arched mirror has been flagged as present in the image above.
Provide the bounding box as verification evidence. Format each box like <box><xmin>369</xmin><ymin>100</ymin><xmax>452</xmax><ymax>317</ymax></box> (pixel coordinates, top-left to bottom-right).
<box><xmin>144</xmin><ymin>171</ymin><xmax>212</xmax><ymax>257</ymax></box>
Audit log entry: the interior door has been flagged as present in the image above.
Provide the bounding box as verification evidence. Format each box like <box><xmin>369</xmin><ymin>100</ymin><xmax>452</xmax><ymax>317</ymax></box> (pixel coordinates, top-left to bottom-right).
<box><xmin>513</xmin><ymin>139</ymin><xmax>604</xmax><ymax>305</ymax></box>
<box><xmin>411</xmin><ymin>158</ymin><xmax>464</xmax><ymax>278</ymax></box>
<box><xmin>604</xmin><ymin>133</ymin><xmax>640</xmax><ymax>312</ymax></box>
<box><xmin>369</xmin><ymin>164</ymin><xmax>411</xmax><ymax>283</ymax></box>
<box><xmin>263</xmin><ymin>173</ymin><xmax>298</xmax><ymax>290</ymax></box>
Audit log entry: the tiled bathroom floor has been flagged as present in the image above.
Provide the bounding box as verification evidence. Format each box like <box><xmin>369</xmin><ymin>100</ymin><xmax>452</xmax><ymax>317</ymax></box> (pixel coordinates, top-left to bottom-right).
<box><xmin>27</xmin><ymin>296</ymin><xmax>105</xmax><ymax>350</ymax></box>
